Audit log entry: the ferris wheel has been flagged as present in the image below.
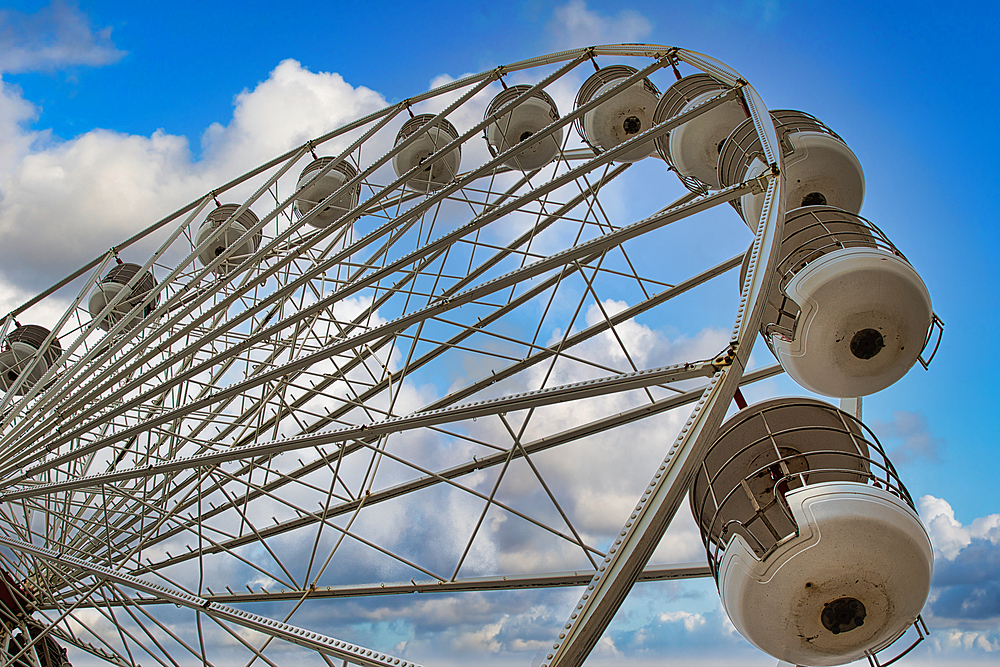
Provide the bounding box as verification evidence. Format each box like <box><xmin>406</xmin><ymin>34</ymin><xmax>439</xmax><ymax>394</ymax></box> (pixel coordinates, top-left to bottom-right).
<box><xmin>0</xmin><ymin>45</ymin><xmax>943</xmax><ymax>667</ymax></box>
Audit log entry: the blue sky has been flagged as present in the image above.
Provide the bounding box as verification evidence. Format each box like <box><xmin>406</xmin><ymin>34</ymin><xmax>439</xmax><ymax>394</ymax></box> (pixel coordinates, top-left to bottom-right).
<box><xmin>0</xmin><ymin>0</ymin><xmax>998</xmax><ymax>665</ymax></box>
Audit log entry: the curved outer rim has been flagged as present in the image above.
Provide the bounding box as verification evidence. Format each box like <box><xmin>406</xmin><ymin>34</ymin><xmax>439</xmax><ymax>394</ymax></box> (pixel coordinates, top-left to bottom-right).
<box><xmin>0</xmin><ymin>44</ymin><xmax>787</xmax><ymax>667</ymax></box>
<box><xmin>541</xmin><ymin>46</ymin><xmax>785</xmax><ymax>667</ymax></box>
<box><xmin>6</xmin><ymin>44</ymin><xmax>752</xmax><ymax>321</ymax></box>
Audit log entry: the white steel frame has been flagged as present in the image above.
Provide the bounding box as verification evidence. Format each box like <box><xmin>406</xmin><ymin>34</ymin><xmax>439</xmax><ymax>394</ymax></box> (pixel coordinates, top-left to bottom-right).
<box><xmin>0</xmin><ymin>45</ymin><xmax>788</xmax><ymax>667</ymax></box>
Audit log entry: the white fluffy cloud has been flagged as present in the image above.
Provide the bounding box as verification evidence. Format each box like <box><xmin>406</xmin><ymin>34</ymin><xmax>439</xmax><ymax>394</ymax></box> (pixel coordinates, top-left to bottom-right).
<box><xmin>933</xmin><ymin>629</ymin><xmax>1000</xmax><ymax>653</ymax></box>
<box><xmin>0</xmin><ymin>12</ymin><xmax>766</xmax><ymax>665</ymax></box>
<box><xmin>658</xmin><ymin>610</ymin><xmax>707</xmax><ymax>632</ymax></box>
<box><xmin>915</xmin><ymin>494</ymin><xmax>1000</xmax><ymax>661</ymax></box>
<box><xmin>546</xmin><ymin>0</ymin><xmax>653</xmax><ymax>50</ymax></box>
<box><xmin>201</xmin><ymin>60</ymin><xmax>389</xmax><ymax>175</ymax></box>
<box><xmin>0</xmin><ymin>58</ymin><xmax>389</xmax><ymax>295</ymax></box>
<box><xmin>0</xmin><ymin>1</ymin><xmax>125</xmax><ymax>74</ymax></box>
<box><xmin>919</xmin><ymin>495</ymin><xmax>1000</xmax><ymax>560</ymax></box>
<box><xmin>0</xmin><ymin>79</ymin><xmax>38</xmax><ymax>170</ymax></box>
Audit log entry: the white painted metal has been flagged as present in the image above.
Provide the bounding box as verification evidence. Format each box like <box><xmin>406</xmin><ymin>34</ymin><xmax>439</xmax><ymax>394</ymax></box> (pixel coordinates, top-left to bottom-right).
<box><xmin>0</xmin><ymin>341</ymin><xmax>50</xmax><ymax>393</ymax></box>
<box><xmin>840</xmin><ymin>396</ymin><xmax>862</xmax><ymax>420</ymax></box>
<box><xmin>691</xmin><ymin>397</ymin><xmax>933</xmax><ymax>666</ymax></box>
<box><xmin>194</xmin><ymin>203</ymin><xmax>263</xmax><ymax>270</ymax></box>
<box><xmin>544</xmin><ymin>58</ymin><xmax>788</xmax><ymax>667</ymax></box>
<box><xmin>0</xmin><ymin>44</ymin><xmax>936</xmax><ymax>667</ymax></box>
<box><xmin>775</xmin><ymin>247</ymin><xmax>933</xmax><ymax>397</ymax></box>
<box><xmin>576</xmin><ymin>65</ymin><xmax>660</xmax><ymax>162</ymax></box>
<box><xmin>740</xmin><ymin>132</ymin><xmax>864</xmax><ymax>227</ymax></box>
<box><xmin>294</xmin><ymin>156</ymin><xmax>360</xmax><ymax>227</ymax></box>
<box><xmin>485</xmin><ymin>85</ymin><xmax>563</xmax><ymax>171</ymax></box>
<box><xmin>659</xmin><ymin>74</ymin><xmax>747</xmax><ymax>188</ymax></box>
<box><xmin>0</xmin><ymin>534</ymin><xmax>425</xmax><ymax>667</ymax></box>
<box><xmin>392</xmin><ymin>114</ymin><xmax>462</xmax><ymax>191</ymax></box>
<box><xmin>669</xmin><ymin>89</ymin><xmax>746</xmax><ymax>186</ymax></box>
<box><xmin>747</xmin><ymin>205</ymin><xmax>935</xmax><ymax>398</ymax></box>
<box><xmin>719</xmin><ymin>110</ymin><xmax>865</xmax><ymax>226</ymax></box>
<box><xmin>86</xmin><ymin>263</ymin><xmax>159</xmax><ymax>331</ymax></box>
<box><xmin>719</xmin><ymin>483</ymin><xmax>932</xmax><ymax>666</ymax></box>
<box><xmin>0</xmin><ymin>326</ymin><xmax>61</xmax><ymax>395</ymax></box>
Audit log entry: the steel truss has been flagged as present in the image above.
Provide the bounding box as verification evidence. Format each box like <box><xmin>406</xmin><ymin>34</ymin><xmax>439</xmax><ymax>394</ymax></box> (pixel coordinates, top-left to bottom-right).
<box><xmin>0</xmin><ymin>45</ymin><xmax>785</xmax><ymax>667</ymax></box>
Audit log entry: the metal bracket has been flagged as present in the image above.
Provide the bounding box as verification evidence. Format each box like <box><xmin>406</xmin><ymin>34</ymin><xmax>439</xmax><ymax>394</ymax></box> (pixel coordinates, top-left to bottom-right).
<box><xmin>865</xmin><ymin>615</ymin><xmax>929</xmax><ymax>667</ymax></box>
<box><xmin>711</xmin><ymin>342</ymin><xmax>738</xmax><ymax>370</ymax></box>
<box><xmin>917</xmin><ymin>313</ymin><xmax>944</xmax><ymax>370</ymax></box>
<box><xmin>748</xmin><ymin>169</ymin><xmax>772</xmax><ymax>196</ymax></box>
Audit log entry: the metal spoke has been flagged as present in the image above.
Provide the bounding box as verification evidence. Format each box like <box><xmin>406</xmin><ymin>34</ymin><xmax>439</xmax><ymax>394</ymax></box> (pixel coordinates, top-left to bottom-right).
<box><xmin>0</xmin><ymin>44</ymin><xmax>818</xmax><ymax>667</ymax></box>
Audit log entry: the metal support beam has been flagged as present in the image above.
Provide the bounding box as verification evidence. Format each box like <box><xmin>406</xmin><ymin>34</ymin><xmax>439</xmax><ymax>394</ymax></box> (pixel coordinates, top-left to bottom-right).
<box><xmin>5</xmin><ymin>358</ymin><xmax>725</xmax><ymax>498</ymax></box>
<box><xmin>0</xmin><ymin>535</ymin><xmax>422</xmax><ymax>667</ymax></box>
<box><xmin>12</xmin><ymin>176</ymin><xmax>756</xmax><ymax>482</ymax></box>
<box><xmin>125</xmin><ymin>363</ymin><xmax>783</xmax><ymax>575</ymax></box>
<box><xmin>543</xmin><ymin>79</ymin><xmax>786</xmax><ymax>667</ymax></box>
<box><xmin>38</xmin><ymin>563</ymin><xmax>712</xmax><ymax>609</ymax></box>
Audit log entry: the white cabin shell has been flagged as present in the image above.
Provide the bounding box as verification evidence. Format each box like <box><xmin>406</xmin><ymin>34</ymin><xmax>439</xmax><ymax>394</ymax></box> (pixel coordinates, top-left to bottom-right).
<box><xmin>574</xmin><ymin>65</ymin><xmax>660</xmax><ymax>163</ymax></box>
<box><xmin>690</xmin><ymin>398</ymin><xmax>932</xmax><ymax>666</ymax></box>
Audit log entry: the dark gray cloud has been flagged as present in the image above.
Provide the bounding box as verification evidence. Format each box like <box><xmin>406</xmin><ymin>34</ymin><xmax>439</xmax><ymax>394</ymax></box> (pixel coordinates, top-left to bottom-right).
<box><xmin>935</xmin><ymin>538</ymin><xmax>1000</xmax><ymax>588</ymax></box>
<box><xmin>930</xmin><ymin>537</ymin><xmax>1000</xmax><ymax>621</ymax></box>
<box><xmin>932</xmin><ymin>582</ymin><xmax>1000</xmax><ymax>621</ymax></box>
<box><xmin>0</xmin><ymin>1</ymin><xmax>125</xmax><ymax>74</ymax></box>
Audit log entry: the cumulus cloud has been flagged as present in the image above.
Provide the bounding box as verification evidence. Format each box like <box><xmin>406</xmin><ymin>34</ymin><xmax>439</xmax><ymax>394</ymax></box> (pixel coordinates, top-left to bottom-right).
<box><xmin>250</xmin><ymin>484</ymin><xmax>1000</xmax><ymax>667</ymax></box>
<box><xmin>919</xmin><ymin>496</ymin><xmax>1000</xmax><ymax>633</ymax></box>
<box><xmin>658</xmin><ymin>610</ymin><xmax>707</xmax><ymax>632</ymax></box>
<box><xmin>0</xmin><ymin>79</ymin><xmax>39</xmax><ymax>170</ymax></box>
<box><xmin>137</xmin><ymin>296</ymin><xmax>728</xmax><ymax>662</ymax></box>
<box><xmin>0</xmin><ymin>44</ymin><xmax>758</xmax><ymax>667</ymax></box>
<box><xmin>340</xmin><ymin>298</ymin><xmax>728</xmax><ymax>582</ymax></box>
<box><xmin>931</xmin><ymin>629</ymin><xmax>1000</xmax><ymax>654</ymax></box>
<box><xmin>201</xmin><ymin>60</ymin><xmax>388</xmax><ymax>174</ymax></box>
<box><xmin>920</xmin><ymin>495</ymin><xmax>1000</xmax><ymax>560</ymax></box>
<box><xmin>0</xmin><ymin>1</ymin><xmax>125</xmax><ymax>74</ymax></box>
<box><xmin>488</xmin><ymin>301</ymin><xmax>728</xmax><ymax>561</ymax></box>
<box><xmin>610</xmin><ymin>600</ymin><xmax>759</xmax><ymax>659</ymax></box>
<box><xmin>0</xmin><ymin>58</ymin><xmax>389</xmax><ymax>293</ymax></box>
<box><xmin>546</xmin><ymin>0</ymin><xmax>653</xmax><ymax>50</ymax></box>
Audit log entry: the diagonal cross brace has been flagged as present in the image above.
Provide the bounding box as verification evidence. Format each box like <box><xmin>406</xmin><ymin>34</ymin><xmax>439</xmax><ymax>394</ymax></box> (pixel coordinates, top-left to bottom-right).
<box><xmin>5</xmin><ymin>359</ymin><xmax>722</xmax><ymax>499</ymax></box>
<box><xmin>0</xmin><ymin>534</ymin><xmax>422</xmax><ymax>667</ymax></box>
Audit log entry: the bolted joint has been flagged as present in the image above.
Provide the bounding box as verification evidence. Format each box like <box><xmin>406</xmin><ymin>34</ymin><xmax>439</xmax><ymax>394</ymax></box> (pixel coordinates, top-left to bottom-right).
<box><xmin>711</xmin><ymin>342</ymin><xmax>738</xmax><ymax>369</ymax></box>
